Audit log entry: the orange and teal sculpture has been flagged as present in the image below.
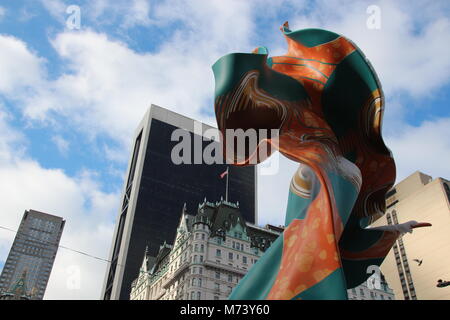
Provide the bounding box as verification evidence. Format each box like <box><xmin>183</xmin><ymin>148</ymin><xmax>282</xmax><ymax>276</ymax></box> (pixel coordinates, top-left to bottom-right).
<box><xmin>212</xmin><ymin>22</ymin><xmax>431</xmax><ymax>300</ymax></box>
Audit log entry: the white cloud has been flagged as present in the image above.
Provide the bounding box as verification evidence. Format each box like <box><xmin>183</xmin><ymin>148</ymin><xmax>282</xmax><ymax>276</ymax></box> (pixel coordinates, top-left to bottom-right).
<box><xmin>386</xmin><ymin>117</ymin><xmax>450</xmax><ymax>182</ymax></box>
<box><xmin>0</xmin><ymin>104</ymin><xmax>27</xmax><ymax>165</ymax></box>
<box><xmin>52</xmin><ymin>135</ymin><xmax>70</xmax><ymax>156</ymax></box>
<box><xmin>122</xmin><ymin>0</ymin><xmax>152</xmax><ymax>28</ymax></box>
<box><xmin>0</xmin><ymin>35</ymin><xmax>46</xmax><ymax>94</ymax></box>
<box><xmin>40</xmin><ymin>0</ymin><xmax>67</xmax><ymax>24</ymax></box>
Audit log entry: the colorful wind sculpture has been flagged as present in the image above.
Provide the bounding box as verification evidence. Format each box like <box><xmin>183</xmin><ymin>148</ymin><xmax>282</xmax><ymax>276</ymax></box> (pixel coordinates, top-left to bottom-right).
<box><xmin>212</xmin><ymin>22</ymin><xmax>431</xmax><ymax>300</ymax></box>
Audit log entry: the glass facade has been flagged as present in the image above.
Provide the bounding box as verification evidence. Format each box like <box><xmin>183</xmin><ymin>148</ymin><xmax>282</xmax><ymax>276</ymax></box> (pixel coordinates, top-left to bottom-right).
<box><xmin>105</xmin><ymin>117</ymin><xmax>256</xmax><ymax>300</ymax></box>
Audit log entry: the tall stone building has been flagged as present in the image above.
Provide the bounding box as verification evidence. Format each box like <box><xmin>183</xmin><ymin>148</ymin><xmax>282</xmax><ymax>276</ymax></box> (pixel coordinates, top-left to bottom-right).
<box><xmin>130</xmin><ymin>199</ymin><xmax>282</xmax><ymax>300</ymax></box>
<box><xmin>0</xmin><ymin>209</ymin><xmax>65</xmax><ymax>300</ymax></box>
<box><xmin>371</xmin><ymin>171</ymin><xmax>450</xmax><ymax>300</ymax></box>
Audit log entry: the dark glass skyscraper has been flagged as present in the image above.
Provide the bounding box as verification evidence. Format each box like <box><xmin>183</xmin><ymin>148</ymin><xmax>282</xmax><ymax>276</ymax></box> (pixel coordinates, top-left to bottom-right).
<box><xmin>102</xmin><ymin>105</ymin><xmax>256</xmax><ymax>300</ymax></box>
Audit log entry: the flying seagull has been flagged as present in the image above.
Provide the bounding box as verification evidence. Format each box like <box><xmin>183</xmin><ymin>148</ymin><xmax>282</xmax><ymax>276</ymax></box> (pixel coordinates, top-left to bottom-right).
<box><xmin>413</xmin><ymin>259</ymin><xmax>423</xmax><ymax>266</ymax></box>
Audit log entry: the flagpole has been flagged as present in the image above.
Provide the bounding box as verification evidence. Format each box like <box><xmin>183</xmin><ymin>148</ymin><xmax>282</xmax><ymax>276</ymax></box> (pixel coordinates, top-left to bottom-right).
<box><xmin>225</xmin><ymin>166</ymin><xmax>229</xmax><ymax>202</ymax></box>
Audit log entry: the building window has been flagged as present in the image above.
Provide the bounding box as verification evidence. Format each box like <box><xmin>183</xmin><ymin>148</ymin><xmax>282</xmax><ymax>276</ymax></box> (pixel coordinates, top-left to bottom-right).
<box><xmin>197</xmin><ymin>292</ymin><xmax>201</xmax><ymax>299</ymax></box>
<box><xmin>228</xmin><ymin>274</ymin><xmax>233</xmax><ymax>282</ymax></box>
<box><xmin>242</xmin><ymin>256</ymin><xmax>247</xmax><ymax>264</ymax></box>
<box><xmin>214</xmin><ymin>296</ymin><xmax>219</xmax><ymax>300</ymax></box>
<box><xmin>229</xmin><ymin>252</ymin><xmax>233</xmax><ymax>260</ymax></box>
<box><xmin>215</xmin><ymin>271</ymin><xmax>221</xmax><ymax>279</ymax></box>
<box><xmin>216</xmin><ymin>249</ymin><xmax>221</xmax><ymax>257</ymax></box>
<box><xmin>215</xmin><ymin>283</ymin><xmax>220</xmax><ymax>291</ymax></box>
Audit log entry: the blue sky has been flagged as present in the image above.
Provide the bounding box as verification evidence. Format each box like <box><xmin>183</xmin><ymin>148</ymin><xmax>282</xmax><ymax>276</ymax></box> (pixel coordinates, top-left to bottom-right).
<box><xmin>0</xmin><ymin>0</ymin><xmax>449</xmax><ymax>299</ymax></box>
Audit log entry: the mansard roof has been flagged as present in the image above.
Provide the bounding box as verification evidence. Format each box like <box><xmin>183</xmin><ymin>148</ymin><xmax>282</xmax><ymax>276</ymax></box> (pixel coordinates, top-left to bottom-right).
<box><xmin>193</xmin><ymin>198</ymin><xmax>246</xmax><ymax>238</ymax></box>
